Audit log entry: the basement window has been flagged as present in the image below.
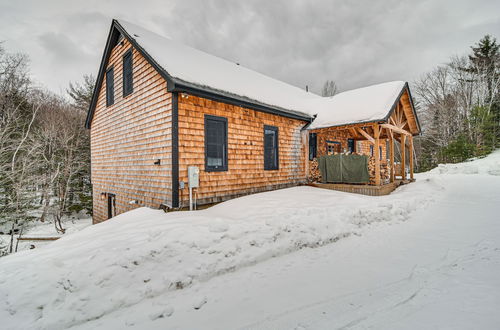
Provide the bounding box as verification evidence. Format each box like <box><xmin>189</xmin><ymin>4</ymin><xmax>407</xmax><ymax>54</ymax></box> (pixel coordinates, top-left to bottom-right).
<box><xmin>205</xmin><ymin>115</ymin><xmax>228</xmax><ymax>171</ymax></box>
<box><xmin>264</xmin><ymin>125</ymin><xmax>279</xmax><ymax>170</ymax></box>
<box><xmin>106</xmin><ymin>67</ymin><xmax>114</xmax><ymax>106</ymax></box>
<box><xmin>122</xmin><ymin>49</ymin><xmax>133</xmax><ymax>97</ymax></box>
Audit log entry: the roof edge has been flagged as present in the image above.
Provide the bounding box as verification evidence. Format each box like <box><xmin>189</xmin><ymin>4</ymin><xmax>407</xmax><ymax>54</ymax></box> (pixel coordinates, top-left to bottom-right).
<box><xmin>382</xmin><ymin>82</ymin><xmax>421</xmax><ymax>134</ymax></box>
<box><xmin>171</xmin><ymin>79</ymin><xmax>313</xmax><ymax>121</ymax></box>
<box><xmin>86</xmin><ymin>19</ymin><xmax>177</xmax><ymax>129</ymax></box>
<box><xmin>85</xmin><ymin>19</ymin><xmax>312</xmax><ymax>129</ymax></box>
<box><xmin>85</xmin><ymin>21</ymin><xmax>117</xmax><ymax>129</ymax></box>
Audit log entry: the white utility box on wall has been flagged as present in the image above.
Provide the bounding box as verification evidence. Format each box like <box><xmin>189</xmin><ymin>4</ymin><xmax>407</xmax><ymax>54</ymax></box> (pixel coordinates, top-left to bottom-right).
<box><xmin>188</xmin><ymin>166</ymin><xmax>199</xmax><ymax>188</ymax></box>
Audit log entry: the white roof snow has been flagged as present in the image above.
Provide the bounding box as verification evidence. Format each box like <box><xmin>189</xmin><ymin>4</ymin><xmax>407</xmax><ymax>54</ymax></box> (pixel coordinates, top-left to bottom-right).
<box><xmin>306</xmin><ymin>81</ymin><xmax>407</xmax><ymax>129</ymax></box>
<box><xmin>116</xmin><ymin>19</ymin><xmax>407</xmax><ymax>127</ymax></box>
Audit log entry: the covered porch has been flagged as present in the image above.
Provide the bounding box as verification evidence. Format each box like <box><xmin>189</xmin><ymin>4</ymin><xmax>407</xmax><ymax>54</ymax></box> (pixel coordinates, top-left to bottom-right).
<box><xmin>306</xmin><ymin>81</ymin><xmax>420</xmax><ymax>196</ymax></box>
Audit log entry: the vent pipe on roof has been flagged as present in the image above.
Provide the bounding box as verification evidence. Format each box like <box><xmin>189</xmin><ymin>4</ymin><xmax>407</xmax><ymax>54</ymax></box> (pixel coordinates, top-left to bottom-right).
<box><xmin>306</xmin><ymin>85</ymin><xmax>309</xmax><ymax>92</ymax></box>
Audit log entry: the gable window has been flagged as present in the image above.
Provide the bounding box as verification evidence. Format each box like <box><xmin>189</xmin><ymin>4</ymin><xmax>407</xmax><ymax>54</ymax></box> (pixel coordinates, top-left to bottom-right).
<box><xmin>309</xmin><ymin>133</ymin><xmax>317</xmax><ymax>160</ymax></box>
<box><xmin>264</xmin><ymin>125</ymin><xmax>279</xmax><ymax>170</ymax></box>
<box><xmin>122</xmin><ymin>49</ymin><xmax>133</xmax><ymax>97</ymax></box>
<box><xmin>205</xmin><ymin>115</ymin><xmax>228</xmax><ymax>171</ymax></box>
<box><xmin>106</xmin><ymin>67</ymin><xmax>114</xmax><ymax>106</ymax></box>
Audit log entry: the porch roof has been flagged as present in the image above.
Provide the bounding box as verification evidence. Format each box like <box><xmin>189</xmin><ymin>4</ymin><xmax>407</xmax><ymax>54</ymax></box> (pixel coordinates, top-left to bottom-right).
<box><xmin>306</xmin><ymin>81</ymin><xmax>418</xmax><ymax>130</ymax></box>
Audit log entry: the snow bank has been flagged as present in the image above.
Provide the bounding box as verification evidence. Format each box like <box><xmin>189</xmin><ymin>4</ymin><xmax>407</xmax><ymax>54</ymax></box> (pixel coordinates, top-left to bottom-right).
<box><xmin>428</xmin><ymin>149</ymin><xmax>500</xmax><ymax>176</ymax></box>
<box><xmin>1</xmin><ymin>151</ymin><xmax>499</xmax><ymax>329</ymax></box>
<box><xmin>0</xmin><ymin>183</ymin><xmax>441</xmax><ymax>329</ymax></box>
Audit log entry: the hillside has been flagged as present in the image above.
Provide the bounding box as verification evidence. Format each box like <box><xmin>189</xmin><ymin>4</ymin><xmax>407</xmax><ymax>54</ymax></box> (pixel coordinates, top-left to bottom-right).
<box><xmin>1</xmin><ymin>151</ymin><xmax>500</xmax><ymax>329</ymax></box>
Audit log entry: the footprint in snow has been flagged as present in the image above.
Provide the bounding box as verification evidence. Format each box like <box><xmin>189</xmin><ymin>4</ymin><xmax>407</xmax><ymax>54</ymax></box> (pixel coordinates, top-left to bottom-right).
<box><xmin>148</xmin><ymin>306</ymin><xmax>174</xmax><ymax>320</ymax></box>
<box><xmin>193</xmin><ymin>296</ymin><xmax>208</xmax><ymax>310</ymax></box>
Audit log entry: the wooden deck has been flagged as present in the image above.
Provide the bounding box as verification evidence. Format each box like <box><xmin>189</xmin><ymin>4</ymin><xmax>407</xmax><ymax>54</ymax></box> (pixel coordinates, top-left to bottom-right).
<box><xmin>309</xmin><ymin>179</ymin><xmax>412</xmax><ymax>196</ymax></box>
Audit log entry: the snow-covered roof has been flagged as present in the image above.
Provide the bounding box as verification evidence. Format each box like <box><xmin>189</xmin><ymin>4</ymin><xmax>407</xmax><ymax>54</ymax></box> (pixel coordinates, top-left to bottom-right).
<box><xmin>306</xmin><ymin>81</ymin><xmax>407</xmax><ymax>130</ymax></box>
<box><xmin>87</xmin><ymin>19</ymin><xmax>413</xmax><ymax>129</ymax></box>
<box><xmin>116</xmin><ymin>19</ymin><xmax>318</xmax><ymax>120</ymax></box>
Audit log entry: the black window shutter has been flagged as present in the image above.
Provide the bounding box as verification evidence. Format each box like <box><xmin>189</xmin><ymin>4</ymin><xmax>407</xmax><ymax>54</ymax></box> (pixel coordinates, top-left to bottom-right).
<box><xmin>205</xmin><ymin>115</ymin><xmax>228</xmax><ymax>171</ymax></box>
<box><xmin>106</xmin><ymin>68</ymin><xmax>114</xmax><ymax>106</ymax></box>
<box><xmin>264</xmin><ymin>125</ymin><xmax>279</xmax><ymax>170</ymax></box>
<box><xmin>309</xmin><ymin>133</ymin><xmax>317</xmax><ymax>160</ymax></box>
<box><xmin>123</xmin><ymin>50</ymin><xmax>133</xmax><ymax>97</ymax></box>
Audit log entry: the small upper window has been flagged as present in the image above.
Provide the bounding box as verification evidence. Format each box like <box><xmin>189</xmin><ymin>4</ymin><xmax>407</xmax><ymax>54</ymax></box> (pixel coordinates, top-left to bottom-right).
<box><xmin>123</xmin><ymin>49</ymin><xmax>133</xmax><ymax>97</ymax></box>
<box><xmin>205</xmin><ymin>115</ymin><xmax>228</xmax><ymax>171</ymax></box>
<box><xmin>370</xmin><ymin>145</ymin><xmax>374</xmax><ymax>157</ymax></box>
<box><xmin>379</xmin><ymin>146</ymin><xmax>383</xmax><ymax>160</ymax></box>
<box><xmin>264</xmin><ymin>125</ymin><xmax>279</xmax><ymax>170</ymax></box>
<box><xmin>106</xmin><ymin>67</ymin><xmax>114</xmax><ymax>106</ymax></box>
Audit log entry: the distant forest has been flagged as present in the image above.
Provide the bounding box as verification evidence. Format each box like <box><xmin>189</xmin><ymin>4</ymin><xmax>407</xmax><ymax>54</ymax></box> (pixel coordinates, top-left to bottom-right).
<box><xmin>0</xmin><ymin>43</ymin><xmax>94</xmax><ymax>253</ymax></box>
<box><xmin>1</xmin><ymin>34</ymin><xmax>499</xmax><ymax>254</ymax></box>
<box><xmin>320</xmin><ymin>35</ymin><xmax>500</xmax><ymax>171</ymax></box>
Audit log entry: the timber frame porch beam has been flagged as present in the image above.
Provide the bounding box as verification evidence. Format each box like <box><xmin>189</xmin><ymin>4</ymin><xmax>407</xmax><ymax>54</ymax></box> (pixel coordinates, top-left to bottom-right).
<box><xmin>380</xmin><ymin>123</ymin><xmax>411</xmax><ymax>136</ymax></box>
<box><xmin>356</xmin><ymin>127</ymin><xmax>375</xmax><ymax>144</ymax></box>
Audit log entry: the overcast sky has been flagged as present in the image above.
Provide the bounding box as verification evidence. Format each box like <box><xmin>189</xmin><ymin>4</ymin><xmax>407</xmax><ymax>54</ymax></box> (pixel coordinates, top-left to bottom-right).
<box><xmin>0</xmin><ymin>0</ymin><xmax>499</xmax><ymax>95</ymax></box>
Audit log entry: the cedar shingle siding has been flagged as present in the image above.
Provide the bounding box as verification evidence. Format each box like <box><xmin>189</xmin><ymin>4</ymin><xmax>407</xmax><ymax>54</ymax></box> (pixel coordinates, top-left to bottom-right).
<box><xmin>89</xmin><ymin>38</ymin><xmax>308</xmax><ymax>223</ymax></box>
<box><xmin>177</xmin><ymin>95</ymin><xmax>307</xmax><ymax>206</ymax></box>
<box><xmin>90</xmin><ymin>39</ymin><xmax>173</xmax><ymax>223</ymax></box>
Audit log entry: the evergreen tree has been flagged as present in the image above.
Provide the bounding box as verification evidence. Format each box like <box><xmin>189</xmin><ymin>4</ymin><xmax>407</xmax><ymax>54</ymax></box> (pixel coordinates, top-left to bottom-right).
<box><xmin>468</xmin><ymin>35</ymin><xmax>500</xmax><ymax>148</ymax></box>
<box><xmin>469</xmin><ymin>35</ymin><xmax>499</xmax><ymax>102</ymax></box>
<box><xmin>66</xmin><ymin>74</ymin><xmax>94</xmax><ymax>215</ymax></box>
<box><xmin>67</xmin><ymin>74</ymin><xmax>95</xmax><ymax>112</ymax></box>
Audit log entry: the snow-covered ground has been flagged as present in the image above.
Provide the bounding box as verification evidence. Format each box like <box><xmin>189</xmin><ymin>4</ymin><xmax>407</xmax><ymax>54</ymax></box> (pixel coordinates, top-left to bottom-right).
<box><xmin>0</xmin><ymin>216</ymin><xmax>92</xmax><ymax>254</ymax></box>
<box><xmin>1</xmin><ymin>151</ymin><xmax>500</xmax><ymax>329</ymax></box>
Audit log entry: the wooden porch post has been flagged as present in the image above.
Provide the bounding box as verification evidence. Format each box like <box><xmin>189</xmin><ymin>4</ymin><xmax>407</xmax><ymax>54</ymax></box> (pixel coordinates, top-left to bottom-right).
<box><xmin>374</xmin><ymin>124</ymin><xmax>381</xmax><ymax>186</ymax></box>
<box><xmin>409</xmin><ymin>135</ymin><xmax>414</xmax><ymax>180</ymax></box>
<box><xmin>389</xmin><ymin>131</ymin><xmax>394</xmax><ymax>183</ymax></box>
<box><xmin>401</xmin><ymin>134</ymin><xmax>406</xmax><ymax>180</ymax></box>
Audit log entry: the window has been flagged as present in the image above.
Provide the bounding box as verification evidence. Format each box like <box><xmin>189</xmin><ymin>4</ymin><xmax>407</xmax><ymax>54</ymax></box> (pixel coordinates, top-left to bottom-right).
<box><xmin>370</xmin><ymin>145</ymin><xmax>374</xmax><ymax>157</ymax></box>
<box><xmin>379</xmin><ymin>146</ymin><xmax>383</xmax><ymax>160</ymax></box>
<box><xmin>348</xmin><ymin>138</ymin><xmax>355</xmax><ymax>153</ymax></box>
<box><xmin>205</xmin><ymin>115</ymin><xmax>228</xmax><ymax>171</ymax></box>
<box><xmin>309</xmin><ymin>133</ymin><xmax>317</xmax><ymax>160</ymax></box>
<box><xmin>326</xmin><ymin>140</ymin><xmax>341</xmax><ymax>155</ymax></box>
<box><xmin>123</xmin><ymin>49</ymin><xmax>133</xmax><ymax>97</ymax></box>
<box><xmin>264</xmin><ymin>125</ymin><xmax>279</xmax><ymax>170</ymax></box>
<box><xmin>106</xmin><ymin>67</ymin><xmax>114</xmax><ymax>106</ymax></box>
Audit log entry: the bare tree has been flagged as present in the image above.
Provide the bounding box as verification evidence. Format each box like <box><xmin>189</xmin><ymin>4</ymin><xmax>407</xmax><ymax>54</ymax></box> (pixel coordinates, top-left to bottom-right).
<box><xmin>321</xmin><ymin>80</ymin><xmax>338</xmax><ymax>97</ymax></box>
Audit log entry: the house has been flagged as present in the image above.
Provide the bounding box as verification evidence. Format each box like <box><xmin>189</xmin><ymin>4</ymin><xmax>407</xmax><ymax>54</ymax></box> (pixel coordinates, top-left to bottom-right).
<box><xmin>86</xmin><ymin>19</ymin><xmax>420</xmax><ymax>223</ymax></box>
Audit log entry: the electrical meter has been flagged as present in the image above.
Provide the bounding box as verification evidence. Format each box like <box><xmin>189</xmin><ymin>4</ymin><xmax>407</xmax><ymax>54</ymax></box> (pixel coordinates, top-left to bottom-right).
<box><xmin>188</xmin><ymin>166</ymin><xmax>199</xmax><ymax>188</ymax></box>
